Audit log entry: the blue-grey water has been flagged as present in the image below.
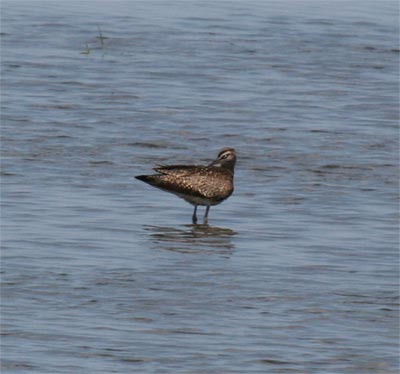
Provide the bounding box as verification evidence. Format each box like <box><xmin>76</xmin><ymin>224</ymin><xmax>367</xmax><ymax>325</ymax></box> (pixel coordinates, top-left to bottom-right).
<box><xmin>1</xmin><ymin>1</ymin><xmax>399</xmax><ymax>373</ymax></box>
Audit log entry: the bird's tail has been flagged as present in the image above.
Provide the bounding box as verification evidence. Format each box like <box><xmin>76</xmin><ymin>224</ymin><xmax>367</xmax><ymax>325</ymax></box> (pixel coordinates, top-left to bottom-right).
<box><xmin>135</xmin><ymin>175</ymin><xmax>150</xmax><ymax>182</ymax></box>
<box><xmin>135</xmin><ymin>174</ymin><xmax>162</xmax><ymax>187</ymax></box>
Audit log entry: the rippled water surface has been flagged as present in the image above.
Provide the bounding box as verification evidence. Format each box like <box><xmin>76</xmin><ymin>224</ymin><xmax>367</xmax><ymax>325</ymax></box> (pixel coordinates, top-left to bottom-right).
<box><xmin>1</xmin><ymin>1</ymin><xmax>399</xmax><ymax>373</ymax></box>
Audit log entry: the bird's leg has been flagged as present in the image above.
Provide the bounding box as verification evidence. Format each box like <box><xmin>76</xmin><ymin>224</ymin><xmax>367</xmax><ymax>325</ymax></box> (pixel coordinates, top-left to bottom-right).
<box><xmin>192</xmin><ymin>205</ymin><xmax>198</xmax><ymax>224</ymax></box>
<box><xmin>203</xmin><ymin>206</ymin><xmax>210</xmax><ymax>224</ymax></box>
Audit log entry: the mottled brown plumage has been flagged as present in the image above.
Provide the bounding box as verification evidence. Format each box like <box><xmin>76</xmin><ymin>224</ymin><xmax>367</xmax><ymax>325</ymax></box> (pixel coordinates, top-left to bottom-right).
<box><xmin>135</xmin><ymin>148</ymin><xmax>236</xmax><ymax>223</ymax></box>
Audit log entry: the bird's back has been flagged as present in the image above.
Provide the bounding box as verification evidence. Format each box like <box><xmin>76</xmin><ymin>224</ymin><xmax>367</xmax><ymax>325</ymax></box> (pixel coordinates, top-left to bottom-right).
<box><xmin>136</xmin><ymin>165</ymin><xmax>233</xmax><ymax>205</ymax></box>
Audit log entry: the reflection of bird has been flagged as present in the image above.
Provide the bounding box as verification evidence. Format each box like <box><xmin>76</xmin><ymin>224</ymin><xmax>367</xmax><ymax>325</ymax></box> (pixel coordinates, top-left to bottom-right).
<box><xmin>135</xmin><ymin>148</ymin><xmax>236</xmax><ymax>224</ymax></box>
<box><xmin>144</xmin><ymin>224</ymin><xmax>237</xmax><ymax>254</ymax></box>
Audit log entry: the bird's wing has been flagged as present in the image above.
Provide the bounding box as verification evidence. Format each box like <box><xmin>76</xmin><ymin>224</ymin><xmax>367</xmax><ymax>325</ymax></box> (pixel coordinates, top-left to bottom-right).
<box><xmin>153</xmin><ymin>165</ymin><xmax>204</xmax><ymax>176</ymax></box>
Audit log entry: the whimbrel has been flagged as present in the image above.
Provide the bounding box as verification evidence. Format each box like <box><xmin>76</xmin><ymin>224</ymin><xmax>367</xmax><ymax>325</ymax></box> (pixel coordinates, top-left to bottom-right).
<box><xmin>135</xmin><ymin>148</ymin><xmax>236</xmax><ymax>224</ymax></box>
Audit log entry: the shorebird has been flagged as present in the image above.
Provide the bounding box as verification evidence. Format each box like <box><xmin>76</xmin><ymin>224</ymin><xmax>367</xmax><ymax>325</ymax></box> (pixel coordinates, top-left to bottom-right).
<box><xmin>135</xmin><ymin>148</ymin><xmax>236</xmax><ymax>224</ymax></box>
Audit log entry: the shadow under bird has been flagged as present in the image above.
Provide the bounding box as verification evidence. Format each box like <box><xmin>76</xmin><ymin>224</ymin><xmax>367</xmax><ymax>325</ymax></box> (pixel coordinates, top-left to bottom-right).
<box><xmin>135</xmin><ymin>148</ymin><xmax>236</xmax><ymax>224</ymax></box>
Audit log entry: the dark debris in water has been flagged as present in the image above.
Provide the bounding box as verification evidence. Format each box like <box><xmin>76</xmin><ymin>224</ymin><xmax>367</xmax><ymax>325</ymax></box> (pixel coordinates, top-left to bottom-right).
<box><xmin>88</xmin><ymin>160</ymin><xmax>114</xmax><ymax>165</ymax></box>
<box><xmin>257</xmin><ymin>359</ymin><xmax>290</xmax><ymax>365</ymax></box>
<box><xmin>127</xmin><ymin>142</ymin><xmax>168</xmax><ymax>149</ymax></box>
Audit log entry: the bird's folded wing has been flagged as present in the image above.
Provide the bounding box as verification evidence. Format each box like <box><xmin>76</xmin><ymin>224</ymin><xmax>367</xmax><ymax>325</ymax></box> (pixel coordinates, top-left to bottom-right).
<box><xmin>153</xmin><ymin>165</ymin><xmax>204</xmax><ymax>176</ymax></box>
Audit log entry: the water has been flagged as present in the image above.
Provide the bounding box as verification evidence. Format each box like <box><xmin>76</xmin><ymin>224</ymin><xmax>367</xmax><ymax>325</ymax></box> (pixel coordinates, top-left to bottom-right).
<box><xmin>1</xmin><ymin>1</ymin><xmax>399</xmax><ymax>373</ymax></box>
